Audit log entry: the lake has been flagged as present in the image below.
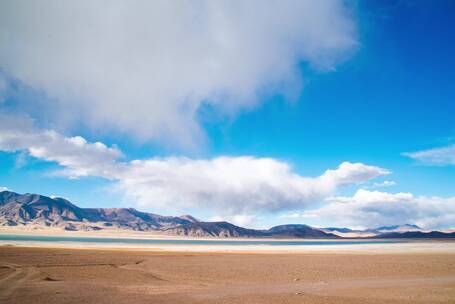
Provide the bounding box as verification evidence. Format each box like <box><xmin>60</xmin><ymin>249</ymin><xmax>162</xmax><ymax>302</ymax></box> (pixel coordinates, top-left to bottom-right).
<box><xmin>0</xmin><ymin>234</ymin><xmax>406</xmax><ymax>246</ymax></box>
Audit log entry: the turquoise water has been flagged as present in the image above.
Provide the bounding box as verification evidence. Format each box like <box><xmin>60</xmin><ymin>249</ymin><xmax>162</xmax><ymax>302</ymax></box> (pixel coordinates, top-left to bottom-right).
<box><xmin>0</xmin><ymin>234</ymin><xmax>405</xmax><ymax>246</ymax></box>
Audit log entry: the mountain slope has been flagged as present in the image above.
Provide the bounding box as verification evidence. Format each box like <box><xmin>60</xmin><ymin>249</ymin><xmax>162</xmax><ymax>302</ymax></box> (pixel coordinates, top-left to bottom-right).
<box><xmin>375</xmin><ymin>231</ymin><xmax>455</xmax><ymax>239</ymax></box>
<box><xmin>0</xmin><ymin>191</ymin><xmax>340</xmax><ymax>238</ymax></box>
<box><xmin>0</xmin><ymin>192</ymin><xmax>86</xmax><ymax>223</ymax></box>
<box><xmin>163</xmin><ymin>223</ymin><xmax>339</xmax><ymax>238</ymax></box>
<box><xmin>0</xmin><ymin>191</ymin><xmax>195</xmax><ymax>231</ymax></box>
<box><xmin>324</xmin><ymin>227</ymin><xmax>354</xmax><ymax>233</ymax></box>
<box><xmin>164</xmin><ymin>221</ymin><xmax>264</xmax><ymax>237</ymax></box>
<box><xmin>266</xmin><ymin>224</ymin><xmax>339</xmax><ymax>238</ymax></box>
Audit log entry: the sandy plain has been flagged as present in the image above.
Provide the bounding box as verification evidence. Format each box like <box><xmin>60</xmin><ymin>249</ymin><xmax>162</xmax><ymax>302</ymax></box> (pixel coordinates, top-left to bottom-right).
<box><xmin>1</xmin><ymin>245</ymin><xmax>455</xmax><ymax>304</ymax></box>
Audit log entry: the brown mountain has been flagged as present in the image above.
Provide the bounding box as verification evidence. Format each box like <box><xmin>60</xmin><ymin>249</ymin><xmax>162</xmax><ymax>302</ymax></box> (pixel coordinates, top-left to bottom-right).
<box><xmin>163</xmin><ymin>221</ymin><xmax>265</xmax><ymax>237</ymax></box>
<box><xmin>265</xmin><ymin>224</ymin><xmax>339</xmax><ymax>238</ymax></box>
<box><xmin>0</xmin><ymin>191</ymin><xmax>338</xmax><ymax>238</ymax></box>
<box><xmin>0</xmin><ymin>191</ymin><xmax>197</xmax><ymax>232</ymax></box>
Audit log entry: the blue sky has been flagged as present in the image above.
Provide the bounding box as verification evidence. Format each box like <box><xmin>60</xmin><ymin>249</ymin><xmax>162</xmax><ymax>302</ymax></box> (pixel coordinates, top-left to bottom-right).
<box><xmin>0</xmin><ymin>1</ymin><xmax>454</xmax><ymax>229</ymax></box>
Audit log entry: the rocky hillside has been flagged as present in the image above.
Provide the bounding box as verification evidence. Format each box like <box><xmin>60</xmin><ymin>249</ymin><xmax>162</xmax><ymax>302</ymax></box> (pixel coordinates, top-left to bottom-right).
<box><xmin>0</xmin><ymin>191</ymin><xmax>337</xmax><ymax>238</ymax></box>
<box><xmin>266</xmin><ymin>224</ymin><xmax>339</xmax><ymax>238</ymax></box>
<box><xmin>161</xmin><ymin>222</ymin><xmax>340</xmax><ymax>238</ymax></box>
<box><xmin>163</xmin><ymin>221</ymin><xmax>265</xmax><ymax>237</ymax></box>
<box><xmin>0</xmin><ymin>191</ymin><xmax>197</xmax><ymax>232</ymax></box>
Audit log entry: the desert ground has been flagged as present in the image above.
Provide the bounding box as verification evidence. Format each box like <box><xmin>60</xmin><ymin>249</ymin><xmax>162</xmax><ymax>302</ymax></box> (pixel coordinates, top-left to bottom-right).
<box><xmin>1</xmin><ymin>246</ymin><xmax>455</xmax><ymax>304</ymax></box>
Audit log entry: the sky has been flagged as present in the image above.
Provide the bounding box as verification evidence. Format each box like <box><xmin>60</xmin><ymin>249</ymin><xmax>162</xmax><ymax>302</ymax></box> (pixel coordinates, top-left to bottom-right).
<box><xmin>0</xmin><ymin>0</ymin><xmax>454</xmax><ymax>230</ymax></box>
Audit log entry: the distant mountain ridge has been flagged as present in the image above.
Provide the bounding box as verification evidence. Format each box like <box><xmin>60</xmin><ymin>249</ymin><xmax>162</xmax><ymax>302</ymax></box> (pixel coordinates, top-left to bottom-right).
<box><xmin>374</xmin><ymin>231</ymin><xmax>455</xmax><ymax>239</ymax></box>
<box><xmin>324</xmin><ymin>224</ymin><xmax>424</xmax><ymax>236</ymax></box>
<box><xmin>1</xmin><ymin>191</ymin><xmax>453</xmax><ymax>238</ymax></box>
<box><xmin>0</xmin><ymin>191</ymin><xmax>337</xmax><ymax>238</ymax></box>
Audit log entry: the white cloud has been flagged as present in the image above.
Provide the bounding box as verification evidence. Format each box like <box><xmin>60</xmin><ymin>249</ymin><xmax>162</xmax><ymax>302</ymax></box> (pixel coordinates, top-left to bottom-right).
<box><xmin>0</xmin><ymin>114</ymin><xmax>122</xmax><ymax>178</ymax></box>
<box><xmin>372</xmin><ymin>180</ymin><xmax>396</xmax><ymax>188</ymax></box>
<box><xmin>0</xmin><ymin>0</ymin><xmax>357</xmax><ymax>147</ymax></box>
<box><xmin>114</xmin><ymin>158</ymin><xmax>387</xmax><ymax>214</ymax></box>
<box><xmin>299</xmin><ymin>189</ymin><xmax>455</xmax><ymax>229</ymax></box>
<box><xmin>0</xmin><ymin>186</ymin><xmax>9</xmax><ymax>192</ymax></box>
<box><xmin>317</xmin><ymin>162</ymin><xmax>390</xmax><ymax>187</ymax></box>
<box><xmin>403</xmin><ymin>144</ymin><xmax>455</xmax><ymax>166</ymax></box>
<box><xmin>5</xmin><ymin>117</ymin><xmax>453</xmax><ymax>230</ymax></box>
<box><xmin>0</xmin><ymin>116</ymin><xmax>387</xmax><ymax>215</ymax></box>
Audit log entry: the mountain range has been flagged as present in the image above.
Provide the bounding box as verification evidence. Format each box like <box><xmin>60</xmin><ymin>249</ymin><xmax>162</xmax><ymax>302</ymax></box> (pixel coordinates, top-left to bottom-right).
<box><xmin>1</xmin><ymin>191</ymin><xmax>454</xmax><ymax>238</ymax></box>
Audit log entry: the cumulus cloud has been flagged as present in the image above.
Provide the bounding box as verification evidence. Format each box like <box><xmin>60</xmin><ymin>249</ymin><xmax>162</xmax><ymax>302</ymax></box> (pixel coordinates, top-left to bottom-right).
<box><xmin>0</xmin><ymin>0</ymin><xmax>357</xmax><ymax>147</ymax></box>
<box><xmin>0</xmin><ymin>117</ymin><xmax>387</xmax><ymax>215</ymax></box>
<box><xmin>299</xmin><ymin>189</ymin><xmax>455</xmax><ymax>229</ymax></box>
<box><xmin>113</xmin><ymin>158</ymin><xmax>387</xmax><ymax>214</ymax></box>
<box><xmin>403</xmin><ymin>144</ymin><xmax>455</xmax><ymax>166</ymax></box>
<box><xmin>0</xmin><ymin>114</ymin><xmax>122</xmax><ymax>178</ymax></box>
<box><xmin>0</xmin><ymin>186</ymin><xmax>9</xmax><ymax>192</ymax></box>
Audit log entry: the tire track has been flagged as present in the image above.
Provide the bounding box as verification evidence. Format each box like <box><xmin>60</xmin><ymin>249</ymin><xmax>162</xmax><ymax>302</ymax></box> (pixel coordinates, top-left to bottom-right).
<box><xmin>0</xmin><ymin>263</ymin><xmax>41</xmax><ymax>300</ymax></box>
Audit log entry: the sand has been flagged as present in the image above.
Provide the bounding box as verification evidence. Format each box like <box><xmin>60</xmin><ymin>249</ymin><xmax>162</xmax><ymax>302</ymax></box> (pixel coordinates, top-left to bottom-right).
<box><xmin>1</xmin><ymin>246</ymin><xmax>455</xmax><ymax>303</ymax></box>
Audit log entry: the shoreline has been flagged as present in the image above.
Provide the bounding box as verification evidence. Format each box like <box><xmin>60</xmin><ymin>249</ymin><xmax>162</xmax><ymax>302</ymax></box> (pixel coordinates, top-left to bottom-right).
<box><xmin>2</xmin><ymin>234</ymin><xmax>455</xmax><ymax>254</ymax></box>
<box><xmin>2</xmin><ymin>227</ymin><xmax>455</xmax><ymax>241</ymax></box>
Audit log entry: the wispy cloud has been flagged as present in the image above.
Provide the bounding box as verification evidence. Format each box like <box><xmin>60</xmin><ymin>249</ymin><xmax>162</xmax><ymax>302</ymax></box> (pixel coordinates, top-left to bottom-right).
<box><xmin>14</xmin><ymin>151</ymin><xmax>28</xmax><ymax>169</ymax></box>
<box><xmin>403</xmin><ymin>144</ymin><xmax>455</xmax><ymax>166</ymax></box>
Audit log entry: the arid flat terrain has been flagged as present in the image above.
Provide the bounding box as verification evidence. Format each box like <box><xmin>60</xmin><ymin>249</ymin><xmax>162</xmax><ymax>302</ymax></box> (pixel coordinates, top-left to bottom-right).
<box><xmin>1</xmin><ymin>246</ymin><xmax>455</xmax><ymax>303</ymax></box>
